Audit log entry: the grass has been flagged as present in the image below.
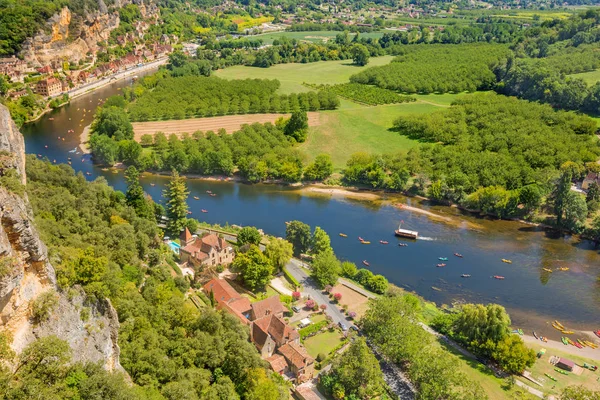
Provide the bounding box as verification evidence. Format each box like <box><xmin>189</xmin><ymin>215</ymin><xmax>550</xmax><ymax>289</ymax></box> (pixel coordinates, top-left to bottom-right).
<box><xmin>252</xmin><ymin>30</ymin><xmax>384</xmax><ymax>45</ymax></box>
<box><xmin>214</xmin><ymin>56</ymin><xmax>395</xmax><ymax>94</ymax></box>
<box><xmin>303</xmin><ymin>329</ymin><xmax>344</xmax><ymax>358</ymax></box>
<box><xmin>300</xmin><ymin>99</ymin><xmax>446</xmax><ymax>170</ymax></box>
<box><xmin>515</xmin><ymin>345</ymin><xmax>600</xmax><ymax>397</ymax></box>
<box><xmin>569</xmin><ymin>69</ymin><xmax>600</xmax><ymax>85</ymax></box>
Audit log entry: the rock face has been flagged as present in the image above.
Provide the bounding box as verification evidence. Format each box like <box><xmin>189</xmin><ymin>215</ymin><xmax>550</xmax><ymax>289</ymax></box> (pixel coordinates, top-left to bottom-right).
<box><xmin>0</xmin><ymin>104</ymin><xmax>122</xmax><ymax>372</ymax></box>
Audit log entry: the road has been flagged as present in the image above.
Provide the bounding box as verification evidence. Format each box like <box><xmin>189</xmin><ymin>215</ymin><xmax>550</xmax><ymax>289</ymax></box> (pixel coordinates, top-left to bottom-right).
<box><xmin>285</xmin><ymin>258</ymin><xmax>350</xmax><ymax>328</ymax></box>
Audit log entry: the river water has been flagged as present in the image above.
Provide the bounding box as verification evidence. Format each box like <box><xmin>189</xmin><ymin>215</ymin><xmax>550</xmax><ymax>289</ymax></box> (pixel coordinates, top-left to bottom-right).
<box><xmin>20</xmin><ymin>70</ymin><xmax>600</xmax><ymax>336</ymax></box>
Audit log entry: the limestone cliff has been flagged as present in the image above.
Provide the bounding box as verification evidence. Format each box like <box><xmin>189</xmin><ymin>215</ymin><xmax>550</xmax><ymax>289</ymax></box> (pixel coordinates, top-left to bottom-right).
<box><xmin>20</xmin><ymin>0</ymin><xmax>158</xmax><ymax>68</ymax></box>
<box><xmin>0</xmin><ymin>104</ymin><xmax>122</xmax><ymax>372</ymax></box>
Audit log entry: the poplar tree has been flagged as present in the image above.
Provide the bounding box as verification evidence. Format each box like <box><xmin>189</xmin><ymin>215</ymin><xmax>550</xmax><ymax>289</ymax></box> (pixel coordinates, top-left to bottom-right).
<box><xmin>164</xmin><ymin>170</ymin><xmax>189</xmax><ymax>237</ymax></box>
<box><xmin>125</xmin><ymin>166</ymin><xmax>153</xmax><ymax>220</ymax></box>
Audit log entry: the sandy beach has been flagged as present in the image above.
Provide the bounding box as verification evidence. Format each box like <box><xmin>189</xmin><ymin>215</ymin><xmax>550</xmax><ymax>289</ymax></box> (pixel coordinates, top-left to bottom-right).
<box><xmin>301</xmin><ymin>186</ymin><xmax>381</xmax><ymax>200</ymax></box>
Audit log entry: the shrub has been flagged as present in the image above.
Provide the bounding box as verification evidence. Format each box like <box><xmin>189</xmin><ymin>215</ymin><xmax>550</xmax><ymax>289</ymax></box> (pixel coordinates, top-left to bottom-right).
<box><xmin>312</xmin><ymin>302</ymin><xmax>320</xmax><ymax>312</ymax></box>
<box><xmin>299</xmin><ymin>320</ymin><xmax>328</xmax><ymax>339</ymax></box>
<box><xmin>334</xmin><ymin>293</ymin><xmax>342</xmax><ymax>302</ymax></box>
<box><xmin>305</xmin><ymin>299</ymin><xmax>315</xmax><ymax>309</ymax></box>
<box><xmin>215</xmin><ymin>264</ymin><xmax>224</xmax><ymax>273</ymax></box>
<box><xmin>316</xmin><ymin>352</ymin><xmax>327</xmax><ymax>362</ymax></box>
<box><xmin>283</xmin><ymin>267</ymin><xmax>300</xmax><ymax>289</ymax></box>
<box><xmin>31</xmin><ymin>290</ymin><xmax>59</xmax><ymax>323</ymax></box>
<box><xmin>292</xmin><ymin>291</ymin><xmax>301</xmax><ymax>301</ymax></box>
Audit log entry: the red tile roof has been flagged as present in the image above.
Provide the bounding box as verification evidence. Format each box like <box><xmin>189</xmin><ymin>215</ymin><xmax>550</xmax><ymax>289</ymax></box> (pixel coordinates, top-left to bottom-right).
<box><xmin>203</xmin><ymin>279</ymin><xmax>251</xmax><ymax>324</ymax></box>
<box><xmin>181</xmin><ymin>233</ymin><xmax>230</xmax><ymax>262</ymax></box>
<box><xmin>253</xmin><ymin>314</ymin><xmax>299</xmax><ymax>348</ymax></box>
<box><xmin>267</xmin><ymin>354</ymin><xmax>288</xmax><ymax>373</ymax></box>
<box><xmin>251</xmin><ymin>296</ymin><xmax>288</xmax><ymax>319</ymax></box>
<box><xmin>279</xmin><ymin>342</ymin><xmax>313</xmax><ymax>370</ymax></box>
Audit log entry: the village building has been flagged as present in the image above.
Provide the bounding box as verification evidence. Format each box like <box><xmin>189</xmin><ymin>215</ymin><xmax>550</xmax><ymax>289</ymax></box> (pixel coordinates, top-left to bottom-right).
<box><xmin>203</xmin><ymin>278</ymin><xmax>312</xmax><ymax>380</ymax></box>
<box><xmin>582</xmin><ymin>172</ymin><xmax>600</xmax><ymax>190</ymax></box>
<box><xmin>37</xmin><ymin>65</ymin><xmax>53</xmax><ymax>75</ymax></box>
<box><xmin>179</xmin><ymin>228</ymin><xmax>234</xmax><ymax>267</ymax></box>
<box><xmin>35</xmin><ymin>77</ymin><xmax>62</xmax><ymax>97</ymax></box>
<box><xmin>8</xmin><ymin>90</ymin><xmax>27</xmax><ymax>100</ymax></box>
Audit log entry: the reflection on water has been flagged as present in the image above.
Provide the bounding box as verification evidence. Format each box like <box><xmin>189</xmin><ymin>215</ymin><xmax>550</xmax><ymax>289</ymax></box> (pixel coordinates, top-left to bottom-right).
<box><xmin>20</xmin><ymin>68</ymin><xmax>600</xmax><ymax>336</ymax></box>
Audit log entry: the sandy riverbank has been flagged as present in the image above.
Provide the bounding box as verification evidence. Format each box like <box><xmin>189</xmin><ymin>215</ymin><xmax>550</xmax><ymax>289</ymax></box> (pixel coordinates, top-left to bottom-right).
<box><xmin>79</xmin><ymin>124</ymin><xmax>91</xmax><ymax>154</ymax></box>
<box><xmin>523</xmin><ymin>334</ymin><xmax>600</xmax><ymax>362</ymax></box>
<box><xmin>300</xmin><ymin>186</ymin><xmax>381</xmax><ymax>200</ymax></box>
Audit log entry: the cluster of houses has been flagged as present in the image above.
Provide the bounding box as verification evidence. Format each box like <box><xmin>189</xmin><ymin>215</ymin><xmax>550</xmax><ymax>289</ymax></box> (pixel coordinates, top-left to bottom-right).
<box><xmin>175</xmin><ymin>229</ymin><xmax>315</xmax><ymax>382</ymax></box>
<box><xmin>0</xmin><ymin>56</ymin><xmax>31</xmax><ymax>83</ymax></box>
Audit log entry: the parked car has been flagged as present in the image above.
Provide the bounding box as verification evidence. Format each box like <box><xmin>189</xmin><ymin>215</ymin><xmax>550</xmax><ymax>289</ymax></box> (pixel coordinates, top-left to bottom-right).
<box><xmin>350</xmin><ymin>325</ymin><xmax>359</xmax><ymax>332</ymax></box>
<box><xmin>292</xmin><ymin>306</ymin><xmax>300</xmax><ymax>313</ymax></box>
<box><xmin>338</xmin><ymin>322</ymin><xmax>348</xmax><ymax>331</ymax></box>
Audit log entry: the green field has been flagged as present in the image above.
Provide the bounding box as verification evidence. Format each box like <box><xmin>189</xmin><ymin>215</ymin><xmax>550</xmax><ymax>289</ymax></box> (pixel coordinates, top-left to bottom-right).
<box><xmin>251</xmin><ymin>30</ymin><xmax>384</xmax><ymax>45</ymax></box>
<box><xmin>214</xmin><ymin>56</ymin><xmax>395</xmax><ymax>94</ymax></box>
<box><xmin>215</xmin><ymin>57</ymin><xmax>463</xmax><ymax>169</ymax></box>
<box><xmin>303</xmin><ymin>329</ymin><xmax>345</xmax><ymax>358</ymax></box>
<box><xmin>569</xmin><ymin>69</ymin><xmax>600</xmax><ymax>85</ymax></box>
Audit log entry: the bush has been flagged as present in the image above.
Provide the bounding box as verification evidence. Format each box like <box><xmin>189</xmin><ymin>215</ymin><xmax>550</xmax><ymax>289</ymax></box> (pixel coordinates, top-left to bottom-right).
<box><xmin>305</xmin><ymin>299</ymin><xmax>315</xmax><ymax>309</ymax></box>
<box><xmin>292</xmin><ymin>291</ymin><xmax>301</xmax><ymax>301</ymax></box>
<box><xmin>216</xmin><ymin>264</ymin><xmax>224</xmax><ymax>273</ymax></box>
<box><xmin>320</xmin><ymin>304</ymin><xmax>328</xmax><ymax>311</ymax></box>
<box><xmin>31</xmin><ymin>290</ymin><xmax>59</xmax><ymax>323</ymax></box>
<box><xmin>283</xmin><ymin>267</ymin><xmax>300</xmax><ymax>289</ymax></box>
<box><xmin>316</xmin><ymin>352</ymin><xmax>327</xmax><ymax>362</ymax></box>
<box><xmin>334</xmin><ymin>293</ymin><xmax>342</xmax><ymax>302</ymax></box>
<box><xmin>299</xmin><ymin>320</ymin><xmax>328</xmax><ymax>339</ymax></box>
<box><xmin>312</xmin><ymin>302</ymin><xmax>320</xmax><ymax>312</ymax></box>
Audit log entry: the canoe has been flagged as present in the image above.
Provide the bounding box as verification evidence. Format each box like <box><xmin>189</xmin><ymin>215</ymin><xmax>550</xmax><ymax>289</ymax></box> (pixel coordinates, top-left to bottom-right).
<box><xmin>379</xmin><ymin>240</ymin><xmax>389</xmax><ymax>244</ymax></box>
<box><xmin>561</xmin><ymin>337</ymin><xmax>568</xmax><ymax>345</ymax></box>
<box><xmin>542</xmin><ymin>268</ymin><xmax>553</xmax><ymax>273</ymax></box>
<box><xmin>193</xmin><ymin>196</ymin><xmax>199</xmax><ymax>200</ymax></box>
<box><xmin>502</xmin><ymin>259</ymin><xmax>512</xmax><ymax>264</ymax></box>
<box><xmin>544</xmin><ymin>373</ymin><xmax>557</xmax><ymax>382</ymax></box>
<box><xmin>438</xmin><ymin>257</ymin><xmax>448</xmax><ymax>261</ymax></box>
<box><xmin>431</xmin><ymin>286</ymin><xmax>442</xmax><ymax>292</ymax></box>
<box><xmin>533</xmin><ymin>331</ymin><xmax>539</xmax><ymax>340</ymax></box>
<box><xmin>554</xmin><ymin>320</ymin><xmax>565</xmax><ymax>330</ymax></box>
<box><xmin>461</xmin><ymin>274</ymin><xmax>471</xmax><ymax>278</ymax></box>
<box><xmin>339</xmin><ymin>233</ymin><xmax>347</xmax><ymax>237</ymax></box>
<box><xmin>201</xmin><ymin>209</ymin><xmax>208</xmax><ymax>213</ymax></box>
<box><xmin>454</xmin><ymin>253</ymin><xmax>463</xmax><ymax>258</ymax></box>
<box><xmin>554</xmin><ymin>368</ymin><xmax>569</xmax><ymax>375</ymax></box>
<box><xmin>361</xmin><ymin>241</ymin><xmax>371</xmax><ymax>244</ymax></box>
<box><xmin>561</xmin><ymin>330</ymin><xmax>574</xmax><ymax>335</ymax></box>
<box><xmin>363</xmin><ymin>260</ymin><xmax>370</xmax><ymax>267</ymax></box>
<box><xmin>436</xmin><ymin>263</ymin><xmax>446</xmax><ymax>267</ymax></box>
<box><xmin>493</xmin><ymin>275</ymin><xmax>505</xmax><ymax>280</ymax></box>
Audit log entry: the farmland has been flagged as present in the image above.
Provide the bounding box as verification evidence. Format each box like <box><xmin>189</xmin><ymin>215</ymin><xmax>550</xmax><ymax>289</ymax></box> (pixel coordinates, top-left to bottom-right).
<box><xmin>250</xmin><ymin>30</ymin><xmax>384</xmax><ymax>45</ymax></box>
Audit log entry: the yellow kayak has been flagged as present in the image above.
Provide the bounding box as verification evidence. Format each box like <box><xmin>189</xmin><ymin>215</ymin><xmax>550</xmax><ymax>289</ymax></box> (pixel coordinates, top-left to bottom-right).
<box><xmin>502</xmin><ymin>259</ymin><xmax>512</xmax><ymax>264</ymax></box>
<box><xmin>561</xmin><ymin>330</ymin><xmax>574</xmax><ymax>335</ymax></box>
<box><xmin>361</xmin><ymin>241</ymin><xmax>371</xmax><ymax>244</ymax></box>
<box><xmin>555</xmin><ymin>320</ymin><xmax>565</xmax><ymax>330</ymax></box>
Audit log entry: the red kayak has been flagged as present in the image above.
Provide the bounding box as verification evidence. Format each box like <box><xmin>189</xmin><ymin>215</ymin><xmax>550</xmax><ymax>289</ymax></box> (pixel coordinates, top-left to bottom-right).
<box><xmin>493</xmin><ymin>275</ymin><xmax>505</xmax><ymax>280</ymax></box>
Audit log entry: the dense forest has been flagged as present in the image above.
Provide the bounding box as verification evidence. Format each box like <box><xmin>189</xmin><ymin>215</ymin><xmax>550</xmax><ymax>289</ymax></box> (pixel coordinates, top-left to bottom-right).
<box><xmin>24</xmin><ymin>156</ymin><xmax>288</xmax><ymax>399</ymax></box>
<box><xmin>350</xmin><ymin>44</ymin><xmax>511</xmax><ymax>93</ymax></box>
<box><xmin>126</xmin><ymin>75</ymin><xmax>338</xmax><ymax>121</ymax></box>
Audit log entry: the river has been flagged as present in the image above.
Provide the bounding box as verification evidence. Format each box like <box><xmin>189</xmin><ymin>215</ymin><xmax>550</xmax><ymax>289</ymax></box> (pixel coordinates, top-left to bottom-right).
<box><xmin>20</xmin><ymin>69</ymin><xmax>600</xmax><ymax>337</ymax></box>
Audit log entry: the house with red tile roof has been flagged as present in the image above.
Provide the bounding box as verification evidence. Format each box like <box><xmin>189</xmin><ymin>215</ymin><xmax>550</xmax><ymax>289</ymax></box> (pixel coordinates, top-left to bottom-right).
<box><xmin>203</xmin><ymin>278</ymin><xmax>252</xmax><ymax>323</ymax></box>
<box><xmin>278</xmin><ymin>342</ymin><xmax>315</xmax><ymax>382</ymax></box>
<box><xmin>250</xmin><ymin>295</ymin><xmax>288</xmax><ymax>320</ymax></box>
<box><xmin>251</xmin><ymin>313</ymin><xmax>299</xmax><ymax>358</ymax></box>
<box><xmin>180</xmin><ymin>228</ymin><xmax>234</xmax><ymax>268</ymax></box>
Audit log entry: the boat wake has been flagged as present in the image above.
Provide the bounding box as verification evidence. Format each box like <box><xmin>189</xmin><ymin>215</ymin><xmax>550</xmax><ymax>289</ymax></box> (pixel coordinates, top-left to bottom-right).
<box><xmin>418</xmin><ymin>236</ymin><xmax>436</xmax><ymax>241</ymax></box>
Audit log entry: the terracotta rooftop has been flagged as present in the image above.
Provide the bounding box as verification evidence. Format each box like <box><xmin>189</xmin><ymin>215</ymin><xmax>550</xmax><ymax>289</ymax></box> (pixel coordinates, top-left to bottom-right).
<box><xmin>267</xmin><ymin>354</ymin><xmax>288</xmax><ymax>373</ymax></box>
<box><xmin>181</xmin><ymin>233</ymin><xmax>230</xmax><ymax>261</ymax></box>
<box><xmin>251</xmin><ymin>295</ymin><xmax>288</xmax><ymax>319</ymax></box>
<box><xmin>203</xmin><ymin>278</ymin><xmax>240</xmax><ymax>303</ymax></box>
<box><xmin>279</xmin><ymin>341</ymin><xmax>313</xmax><ymax>370</ymax></box>
<box><xmin>181</xmin><ymin>227</ymin><xmax>193</xmax><ymax>243</ymax></box>
<box><xmin>253</xmin><ymin>314</ymin><xmax>299</xmax><ymax>348</ymax></box>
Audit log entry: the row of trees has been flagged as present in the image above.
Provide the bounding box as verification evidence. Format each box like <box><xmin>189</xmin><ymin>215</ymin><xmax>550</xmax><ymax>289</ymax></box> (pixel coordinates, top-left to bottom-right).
<box><xmin>311</xmin><ymin>83</ymin><xmax>416</xmax><ymax>105</ymax></box>
<box><xmin>25</xmin><ymin>157</ymin><xmax>289</xmax><ymax>399</ymax></box>
<box><xmin>90</xmin><ymin>108</ymin><xmax>333</xmax><ymax>183</ymax></box>
<box><xmin>126</xmin><ymin>75</ymin><xmax>339</xmax><ymax>122</ymax></box>
<box><xmin>285</xmin><ymin>221</ymin><xmax>389</xmax><ymax>293</ymax></box>
<box><xmin>350</xmin><ymin>43</ymin><xmax>511</xmax><ymax>93</ymax></box>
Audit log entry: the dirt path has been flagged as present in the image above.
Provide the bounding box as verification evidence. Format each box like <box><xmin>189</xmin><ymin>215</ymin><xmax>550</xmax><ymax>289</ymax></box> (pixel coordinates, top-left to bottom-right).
<box><xmin>132</xmin><ymin>112</ymin><xmax>320</xmax><ymax>139</ymax></box>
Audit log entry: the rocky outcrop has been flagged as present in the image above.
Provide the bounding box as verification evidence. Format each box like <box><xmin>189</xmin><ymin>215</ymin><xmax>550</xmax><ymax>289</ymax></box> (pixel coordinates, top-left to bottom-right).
<box><xmin>0</xmin><ymin>104</ymin><xmax>122</xmax><ymax>372</ymax></box>
<box><xmin>19</xmin><ymin>1</ymin><xmax>160</xmax><ymax>68</ymax></box>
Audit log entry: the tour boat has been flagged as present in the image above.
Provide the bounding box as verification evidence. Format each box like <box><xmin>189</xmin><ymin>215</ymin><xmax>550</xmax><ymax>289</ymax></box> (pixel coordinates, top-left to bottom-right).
<box><xmin>542</xmin><ymin>268</ymin><xmax>553</xmax><ymax>273</ymax></box>
<box><xmin>363</xmin><ymin>260</ymin><xmax>370</xmax><ymax>267</ymax></box>
<box><xmin>493</xmin><ymin>275</ymin><xmax>505</xmax><ymax>280</ymax></box>
<box><xmin>394</xmin><ymin>221</ymin><xmax>418</xmax><ymax>239</ymax></box>
<box><xmin>454</xmin><ymin>253</ymin><xmax>463</xmax><ymax>258</ymax></box>
<box><xmin>398</xmin><ymin>243</ymin><xmax>408</xmax><ymax>247</ymax></box>
<box><xmin>339</xmin><ymin>233</ymin><xmax>347</xmax><ymax>237</ymax></box>
<box><xmin>436</xmin><ymin>263</ymin><xmax>446</xmax><ymax>267</ymax></box>
<box><xmin>501</xmin><ymin>259</ymin><xmax>512</xmax><ymax>264</ymax></box>
<box><xmin>438</xmin><ymin>257</ymin><xmax>448</xmax><ymax>261</ymax></box>
<box><xmin>193</xmin><ymin>196</ymin><xmax>200</xmax><ymax>200</ymax></box>
<box><xmin>379</xmin><ymin>240</ymin><xmax>389</xmax><ymax>245</ymax></box>
<box><xmin>461</xmin><ymin>274</ymin><xmax>471</xmax><ymax>278</ymax></box>
<box><xmin>201</xmin><ymin>209</ymin><xmax>208</xmax><ymax>213</ymax></box>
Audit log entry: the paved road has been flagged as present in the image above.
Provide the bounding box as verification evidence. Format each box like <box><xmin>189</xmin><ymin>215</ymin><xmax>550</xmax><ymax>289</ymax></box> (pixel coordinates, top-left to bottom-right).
<box><xmin>285</xmin><ymin>258</ymin><xmax>350</xmax><ymax>328</ymax></box>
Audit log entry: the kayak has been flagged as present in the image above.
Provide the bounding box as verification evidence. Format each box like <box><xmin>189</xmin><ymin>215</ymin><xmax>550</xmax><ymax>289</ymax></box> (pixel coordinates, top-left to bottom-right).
<box><xmin>544</xmin><ymin>373</ymin><xmax>557</xmax><ymax>382</ymax></box>
<box><xmin>542</xmin><ymin>268</ymin><xmax>553</xmax><ymax>273</ymax></box>
<box><xmin>361</xmin><ymin>241</ymin><xmax>371</xmax><ymax>244</ymax></box>
<box><xmin>555</xmin><ymin>320</ymin><xmax>566</xmax><ymax>330</ymax></box>
<box><xmin>379</xmin><ymin>240</ymin><xmax>389</xmax><ymax>244</ymax></box>
<box><xmin>502</xmin><ymin>259</ymin><xmax>512</xmax><ymax>264</ymax></box>
<box><xmin>561</xmin><ymin>337</ymin><xmax>568</xmax><ymax>345</ymax></box>
<box><xmin>595</xmin><ymin>330</ymin><xmax>600</xmax><ymax>339</ymax></box>
<box><xmin>454</xmin><ymin>253</ymin><xmax>463</xmax><ymax>258</ymax></box>
<box><xmin>461</xmin><ymin>274</ymin><xmax>471</xmax><ymax>278</ymax></box>
<box><xmin>339</xmin><ymin>233</ymin><xmax>347</xmax><ymax>237</ymax></box>
<box><xmin>493</xmin><ymin>275</ymin><xmax>505</xmax><ymax>280</ymax></box>
<box><xmin>561</xmin><ymin>330</ymin><xmax>574</xmax><ymax>334</ymax></box>
<box><xmin>438</xmin><ymin>257</ymin><xmax>448</xmax><ymax>261</ymax></box>
<box><xmin>363</xmin><ymin>260</ymin><xmax>370</xmax><ymax>267</ymax></box>
<box><xmin>533</xmin><ymin>331</ymin><xmax>539</xmax><ymax>340</ymax></box>
<box><xmin>554</xmin><ymin>368</ymin><xmax>569</xmax><ymax>375</ymax></box>
<box><xmin>436</xmin><ymin>263</ymin><xmax>446</xmax><ymax>267</ymax></box>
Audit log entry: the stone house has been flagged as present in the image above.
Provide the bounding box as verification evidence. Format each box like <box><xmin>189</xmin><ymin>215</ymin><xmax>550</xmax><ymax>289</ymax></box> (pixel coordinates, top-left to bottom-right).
<box><xmin>35</xmin><ymin>77</ymin><xmax>62</xmax><ymax>97</ymax></box>
<box><xmin>251</xmin><ymin>313</ymin><xmax>299</xmax><ymax>358</ymax></box>
<box><xmin>582</xmin><ymin>172</ymin><xmax>600</xmax><ymax>191</ymax></box>
<box><xmin>277</xmin><ymin>342</ymin><xmax>315</xmax><ymax>382</ymax></box>
<box><xmin>179</xmin><ymin>229</ymin><xmax>234</xmax><ymax>268</ymax></box>
<box><xmin>203</xmin><ymin>278</ymin><xmax>252</xmax><ymax>323</ymax></box>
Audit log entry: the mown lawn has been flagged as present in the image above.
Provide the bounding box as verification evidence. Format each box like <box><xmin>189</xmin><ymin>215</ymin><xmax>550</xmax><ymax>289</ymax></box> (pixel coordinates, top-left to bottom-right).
<box><xmin>303</xmin><ymin>329</ymin><xmax>344</xmax><ymax>358</ymax></box>
<box><xmin>214</xmin><ymin>56</ymin><xmax>395</xmax><ymax>94</ymax></box>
